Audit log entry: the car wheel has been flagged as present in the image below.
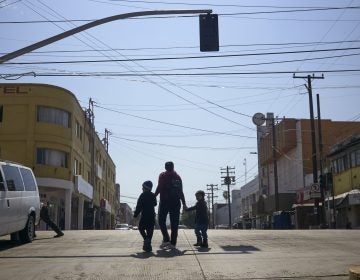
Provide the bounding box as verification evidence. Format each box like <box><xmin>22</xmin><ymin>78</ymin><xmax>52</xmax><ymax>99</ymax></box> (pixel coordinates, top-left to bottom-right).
<box><xmin>19</xmin><ymin>215</ymin><xmax>35</xmax><ymax>243</ymax></box>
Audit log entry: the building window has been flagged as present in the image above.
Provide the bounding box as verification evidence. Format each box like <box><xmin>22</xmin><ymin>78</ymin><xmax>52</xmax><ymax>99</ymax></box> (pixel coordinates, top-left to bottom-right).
<box><xmin>75</xmin><ymin>120</ymin><xmax>83</xmax><ymax>140</ymax></box>
<box><xmin>331</xmin><ymin>160</ymin><xmax>338</xmax><ymax>173</ymax></box>
<box><xmin>0</xmin><ymin>105</ymin><xmax>3</xmax><ymax>122</ymax></box>
<box><xmin>37</xmin><ymin>106</ymin><xmax>70</xmax><ymax>128</ymax></box>
<box><xmin>74</xmin><ymin>158</ymin><xmax>81</xmax><ymax>175</ymax></box>
<box><xmin>37</xmin><ymin>148</ymin><xmax>68</xmax><ymax>168</ymax></box>
<box><xmin>351</xmin><ymin>150</ymin><xmax>360</xmax><ymax>167</ymax></box>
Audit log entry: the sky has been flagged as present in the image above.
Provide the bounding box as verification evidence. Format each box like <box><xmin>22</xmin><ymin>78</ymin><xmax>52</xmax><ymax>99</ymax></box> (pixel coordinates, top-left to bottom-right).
<box><xmin>1</xmin><ymin>0</ymin><xmax>360</xmax><ymax>208</ymax></box>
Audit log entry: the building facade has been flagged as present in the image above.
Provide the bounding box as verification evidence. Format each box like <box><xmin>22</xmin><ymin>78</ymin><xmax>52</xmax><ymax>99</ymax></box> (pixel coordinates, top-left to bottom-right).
<box><xmin>0</xmin><ymin>83</ymin><xmax>118</xmax><ymax>230</ymax></box>
<box><xmin>231</xmin><ymin>176</ymin><xmax>259</xmax><ymax>228</ymax></box>
<box><xmin>328</xmin><ymin>134</ymin><xmax>360</xmax><ymax>228</ymax></box>
<box><xmin>254</xmin><ymin>114</ymin><xmax>360</xmax><ymax>228</ymax></box>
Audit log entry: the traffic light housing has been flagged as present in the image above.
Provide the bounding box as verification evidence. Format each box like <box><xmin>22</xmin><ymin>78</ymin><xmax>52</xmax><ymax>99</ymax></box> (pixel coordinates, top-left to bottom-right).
<box><xmin>199</xmin><ymin>14</ymin><xmax>219</xmax><ymax>52</ymax></box>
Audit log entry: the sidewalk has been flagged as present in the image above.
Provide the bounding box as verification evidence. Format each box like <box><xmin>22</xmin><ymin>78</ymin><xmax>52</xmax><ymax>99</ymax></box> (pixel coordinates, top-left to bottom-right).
<box><xmin>0</xmin><ymin>229</ymin><xmax>359</xmax><ymax>279</ymax></box>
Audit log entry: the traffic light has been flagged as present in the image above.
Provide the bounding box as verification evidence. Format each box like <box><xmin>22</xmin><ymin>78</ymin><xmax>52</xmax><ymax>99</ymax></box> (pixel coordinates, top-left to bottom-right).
<box><xmin>199</xmin><ymin>13</ymin><xmax>219</xmax><ymax>52</ymax></box>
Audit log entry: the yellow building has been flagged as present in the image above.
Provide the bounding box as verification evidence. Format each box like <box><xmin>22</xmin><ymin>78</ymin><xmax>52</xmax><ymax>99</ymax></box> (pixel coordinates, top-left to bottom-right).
<box><xmin>328</xmin><ymin>134</ymin><xmax>360</xmax><ymax>228</ymax></box>
<box><xmin>0</xmin><ymin>83</ymin><xmax>118</xmax><ymax>230</ymax></box>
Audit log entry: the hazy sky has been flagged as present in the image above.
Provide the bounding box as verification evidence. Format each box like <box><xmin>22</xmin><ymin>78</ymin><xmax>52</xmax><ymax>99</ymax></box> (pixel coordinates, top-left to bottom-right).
<box><xmin>1</xmin><ymin>0</ymin><xmax>360</xmax><ymax>208</ymax></box>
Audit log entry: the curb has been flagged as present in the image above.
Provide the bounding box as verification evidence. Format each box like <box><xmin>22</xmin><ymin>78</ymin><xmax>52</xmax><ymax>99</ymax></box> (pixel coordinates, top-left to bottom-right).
<box><xmin>349</xmin><ymin>266</ymin><xmax>360</xmax><ymax>280</ymax></box>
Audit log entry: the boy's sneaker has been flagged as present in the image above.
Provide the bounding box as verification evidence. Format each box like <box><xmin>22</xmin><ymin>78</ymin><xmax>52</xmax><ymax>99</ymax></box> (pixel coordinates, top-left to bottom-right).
<box><xmin>160</xmin><ymin>241</ymin><xmax>170</xmax><ymax>249</ymax></box>
<box><xmin>54</xmin><ymin>232</ymin><xmax>64</xmax><ymax>238</ymax></box>
<box><xmin>168</xmin><ymin>244</ymin><xmax>176</xmax><ymax>250</ymax></box>
<box><xmin>200</xmin><ymin>238</ymin><xmax>208</xmax><ymax>248</ymax></box>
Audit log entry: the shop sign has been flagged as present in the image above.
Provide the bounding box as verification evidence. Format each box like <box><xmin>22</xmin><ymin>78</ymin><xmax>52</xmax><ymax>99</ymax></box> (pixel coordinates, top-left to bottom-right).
<box><xmin>349</xmin><ymin>192</ymin><xmax>360</xmax><ymax>205</ymax></box>
<box><xmin>310</xmin><ymin>183</ymin><xmax>321</xmax><ymax>199</ymax></box>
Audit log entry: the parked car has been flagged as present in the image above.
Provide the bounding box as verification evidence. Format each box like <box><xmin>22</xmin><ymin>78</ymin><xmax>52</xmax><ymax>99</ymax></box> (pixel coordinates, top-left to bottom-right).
<box><xmin>215</xmin><ymin>224</ymin><xmax>230</xmax><ymax>229</ymax></box>
<box><xmin>0</xmin><ymin>160</ymin><xmax>40</xmax><ymax>243</ymax></box>
<box><xmin>115</xmin><ymin>223</ymin><xmax>130</xmax><ymax>230</ymax></box>
<box><xmin>232</xmin><ymin>222</ymin><xmax>243</xmax><ymax>229</ymax></box>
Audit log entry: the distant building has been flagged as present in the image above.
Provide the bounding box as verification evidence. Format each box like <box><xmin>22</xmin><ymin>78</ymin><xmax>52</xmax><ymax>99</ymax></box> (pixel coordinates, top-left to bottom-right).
<box><xmin>328</xmin><ymin>134</ymin><xmax>360</xmax><ymax>228</ymax></box>
<box><xmin>0</xmin><ymin>83</ymin><xmax>118</xmax><ymax>230</ymax></box>
<box><xmin>119</xmin><ymin>203</ymin><xmax>133</xmax><ymax>225</ymax></box>
<box><xmin>232</xmin><ymin>177</ymin><xmax>259</xmax><ymax>228</ymax></box>
<box><xmin>254</xmin><ymin>114</ymin><xmax>360</xmax><ymax>228</ymax></box>
<box><xmin>213</xmin><ymin>203</ymin><xmax>229</xmax><ymax>227</ymax></box>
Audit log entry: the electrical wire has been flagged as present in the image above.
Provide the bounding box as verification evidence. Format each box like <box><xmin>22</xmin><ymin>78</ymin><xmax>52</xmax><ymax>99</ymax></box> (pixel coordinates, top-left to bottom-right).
<box><xmin>112</xmin><ymin>135</ymin><xmax>256</xmax><ymax>150</ymax></box>
<box><xmin>6</xmin><ymin>46</ymin><xmax>360</xmax><ymax>64</ymax></box>
<box><xmin>92</xmin><ymin>1</ymin><xmax>360</xmax><ymax>9</ymax></box>
<box><xmin>22</xmin><ymin>0</ymin><xmax>255</xmax><ymax>130</ymax></box>
<box><xmin>94</xmin><ymin>104</ymin><xmax>256</xmax><ymax>138</ymax></box>
<box><xmin>12</xmin><ymin>68</ymin><xmax>360</xmax><ymax>77</ymax></box>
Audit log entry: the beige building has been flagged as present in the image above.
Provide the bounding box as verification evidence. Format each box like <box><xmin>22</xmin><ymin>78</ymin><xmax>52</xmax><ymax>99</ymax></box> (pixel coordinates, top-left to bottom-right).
<box><xmin>0</xmin><ymin>83</ymin><xmax>119</xmax><ymax>230</ymax></box>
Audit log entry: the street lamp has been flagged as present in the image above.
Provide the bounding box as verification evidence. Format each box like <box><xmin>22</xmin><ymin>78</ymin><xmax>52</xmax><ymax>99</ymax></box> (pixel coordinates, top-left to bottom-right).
<box><xmin>252</xmin><ymin>112</ymin><xmax>279</xmax><ymax>212</ymax></box>
<box><xmin>0</xmin><ymin>9</ymin><xmax>214</xmax><ymax>64</ymax></box>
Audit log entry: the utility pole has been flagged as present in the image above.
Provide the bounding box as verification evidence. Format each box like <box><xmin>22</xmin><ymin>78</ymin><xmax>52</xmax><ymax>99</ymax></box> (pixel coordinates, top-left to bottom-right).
<box><xmin>103</xmin><ymin>128</ymin><xmax>111</xmax><ymax>152</ymax></box>
<box><xmin>316</xmin><ymin>94</ymin><xmax>326</xmax><ymax>226</ymax></box>
<box><xmin>205</xmin><ymin>192</ymin><xmax>212</xmax><ymax>227</ymax></box>
<box><xmin>88</xmin><ymin>98</ymin><xmax>96</xmax><ymax>188</ymax></box>
<box><xmin>243</xmin><ymin>158</ymin><xmax>247</xmax><ymax>184</ymax></box>
<box><xmin>87</xmin><ymin>98</ymin><xmax>96</xmax><ymax>229</ymax></box>
<box><xmin>293</xmin><ymin>74</ymin><xmax>324</xmax><ymax>225</ymax></box>
<box><xmin>271</xmin><ymin>116</ymin><xmax>279</xmax><ymax>212</ymax></box>
<box><xmin>221</xmin><ymin>166</ymin><xmax>236</xmax><ymax>229</ymax></box>
<box><xmin>207</xmin><ymin>184</ymin><xmax>218</xmax><ymax>228</ymax></box>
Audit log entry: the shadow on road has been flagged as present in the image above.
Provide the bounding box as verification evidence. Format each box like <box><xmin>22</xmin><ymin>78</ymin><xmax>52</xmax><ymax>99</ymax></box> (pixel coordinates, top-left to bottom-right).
<box><xmin>131</xmin><ymin>248</ymin><xmax>189</xmax><ymax>259</ymax></box>
<box><xmin>220</xmin><ymin>245</ymin><xmax>260</xmax><ymax>253</ymax></box>
<box><xmin>0</xmin><ymin>237</ymin><xmax>60</xmax><ymax>252</ymax></box>
<box><xmin>0</xmin><ymin>240</ymin><xmax>20</xmax><ymax>252</ymax></box>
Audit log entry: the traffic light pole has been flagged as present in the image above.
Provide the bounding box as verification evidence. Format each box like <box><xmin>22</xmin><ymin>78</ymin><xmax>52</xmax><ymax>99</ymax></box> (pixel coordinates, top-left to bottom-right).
<box><xmin>0</xmin><ymin>9</ymin><xmax>212</xmax><ymax>64</ymax></box>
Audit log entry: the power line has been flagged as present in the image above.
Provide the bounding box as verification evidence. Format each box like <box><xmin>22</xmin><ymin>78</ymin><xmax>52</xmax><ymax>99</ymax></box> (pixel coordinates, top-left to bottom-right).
<box><xmin>2</xmin><ymin>40</ymin><xmax>360</xmax><ymax>53</ymax></box>
<box><xmin>0</xmin><ymin>0</ymin><xmax>22</xmax><ymax>9</ymax></box>
<box><xmin>6</xmin><ymin>46</ymin><xmax>360</xmax><ymax>64</ymax></box>
<box><xmin>127</xmin><ymin>52</ymin><xmax>360</xmax><ymax>72</ymax></box>
<box><xmin>95</xmin><ymin>1</ymin><xmax>360</xmax><ymax>9</ymax></box>
<box><xmin>111</xmin><ymin>135</ymin><xmax>256</xmax><ymax>150</ymax></box>
<box><xmin>94</xmin><ymin>104</ymin><xmax>256</xmax><ymax>138</ymax></box>
<box><xmin>9</xmin><ymin>69</ymin><xmax>360</xmax><ymax>77</ymax></box>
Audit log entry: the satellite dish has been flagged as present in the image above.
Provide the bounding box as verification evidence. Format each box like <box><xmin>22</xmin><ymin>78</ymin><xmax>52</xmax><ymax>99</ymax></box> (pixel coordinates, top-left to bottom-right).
<box><xmin>252</xmin><ymin>113</ymin><xmax>266</xmax><ymax>126</ymax></box>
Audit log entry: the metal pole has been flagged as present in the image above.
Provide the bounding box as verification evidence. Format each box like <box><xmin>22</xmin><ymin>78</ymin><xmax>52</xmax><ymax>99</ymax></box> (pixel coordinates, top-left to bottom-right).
<box><xmin>307</xmin><ymin>75</ymin><xmax>321</xmax><ymax>225</ymax></box>
<box><xmin>272</xmin><ymin>117</ymin><xmax>279</xmax><ymax>212</ymax></box>
<box><xmin>0</xmin><ymin>9</ymin><xmax>212</xmax><ymax>64</ymax></box>
<box><xmin>227</xmin><ymin>166</ymin><xmax>232</xmax><ymax>228</ymax></box>
<box><xmin>293</xmin><ymin>74</ymin><xmax>324</xmax><ymax>226</ymax></box>
<box><xmin>316</xmin><ymin>94</ymin><xmax>326</xmax><ymax>226</ymax></box>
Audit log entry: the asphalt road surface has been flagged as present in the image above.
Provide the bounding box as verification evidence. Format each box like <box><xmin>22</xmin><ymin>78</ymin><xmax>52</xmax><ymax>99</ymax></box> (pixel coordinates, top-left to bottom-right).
<box><xmin>0</xmin><ymin>229</ymin><xmax>359</xmax><ymax>280</ymax></box>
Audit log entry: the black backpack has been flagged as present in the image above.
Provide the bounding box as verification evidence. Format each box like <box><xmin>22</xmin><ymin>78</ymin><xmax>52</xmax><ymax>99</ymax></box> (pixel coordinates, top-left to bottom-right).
<box><xmin>169</xmin><ymin>177</ymin><xmax>182</xmax><ymax>200</ymax></box>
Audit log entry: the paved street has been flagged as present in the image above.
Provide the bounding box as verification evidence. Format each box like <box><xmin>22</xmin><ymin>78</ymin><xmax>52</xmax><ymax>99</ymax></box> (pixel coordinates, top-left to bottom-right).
<box><xmin>0</xmin><ymin>229</ymin><xmax>359</xmax><ymax>280</ymax></box>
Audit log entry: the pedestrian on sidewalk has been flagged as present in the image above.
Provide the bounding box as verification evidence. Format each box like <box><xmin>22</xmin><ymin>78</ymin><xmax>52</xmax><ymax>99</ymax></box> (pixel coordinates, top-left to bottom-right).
<box><xmin>40</xmin><ymin>202</ymin><xmax>64</xmax><ymax>238</ymax></box>
<box><xmin>133</xmin><ymin>180</ymin><xmax>157</xmax><ymax>252</ymax></box>
<box><xmin>155</xmin><ymin>161</ymin><xmax>187</xmax><ymax>249</ymax></box>
<box><xmin>185</xmin><ymin>190</ymin><xmax>209</xmax><ymax>248</ymax></box>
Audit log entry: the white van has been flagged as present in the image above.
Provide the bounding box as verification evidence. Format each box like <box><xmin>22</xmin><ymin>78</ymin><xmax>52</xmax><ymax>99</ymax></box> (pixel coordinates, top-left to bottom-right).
<box><xmin>0</xmin><ymin>160</ymin><xmax>40</xmax><ymax>243</ymax></box>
